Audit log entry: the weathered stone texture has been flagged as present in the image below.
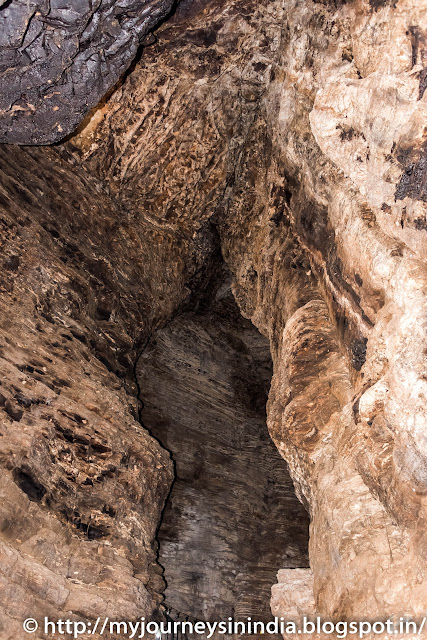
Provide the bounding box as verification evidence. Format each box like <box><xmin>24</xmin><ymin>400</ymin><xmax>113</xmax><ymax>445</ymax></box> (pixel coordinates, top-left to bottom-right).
<box><xmin>0</xmin><ymin>144</ymin><xmax>220</xmax><ymax>638</ymax></box>
<box><xmin>0</xmin><ymin>0</ymin><xmax>175</xmax><ymax>144</ymax></box>
<box><xmin>67</xmin><ymin>0</ymin><xmax>427</xmax><ymax>625</ymax></box>
<box><xmin>0</xmin><ymin>0</ymin><xmax>426</xmax><ymax>634</ymax></box>
<box><xmin>137</xmin><ymin>285</ymin><xmax>309</xmax><ymax>622</ymax></box>
<box><xmin>271</xmin><ymin>569</ymin><xmax>315</xmax><ymax>621</ymax></box>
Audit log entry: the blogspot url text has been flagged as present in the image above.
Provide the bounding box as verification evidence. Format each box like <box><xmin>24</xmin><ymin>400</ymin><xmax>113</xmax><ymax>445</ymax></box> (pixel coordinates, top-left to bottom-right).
<box><xmin>22</xmin><ymin>615</ymin><xmax>426</xmax><ymax>638</ymax></box>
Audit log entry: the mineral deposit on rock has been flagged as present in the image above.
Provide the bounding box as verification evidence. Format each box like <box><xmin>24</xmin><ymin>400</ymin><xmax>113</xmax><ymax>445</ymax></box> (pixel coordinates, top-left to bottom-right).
<box><xmin>0</xmin><ymin>0</ymin><xmax>426</xmax><ymax>637</ymax></box>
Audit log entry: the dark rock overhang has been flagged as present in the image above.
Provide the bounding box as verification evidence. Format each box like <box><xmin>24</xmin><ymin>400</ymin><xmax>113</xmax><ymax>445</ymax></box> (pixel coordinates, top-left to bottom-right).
<box><xmin>0</xmin><ymin>0</ymin><xmax>176</xmax><ymax>144</ymax></box>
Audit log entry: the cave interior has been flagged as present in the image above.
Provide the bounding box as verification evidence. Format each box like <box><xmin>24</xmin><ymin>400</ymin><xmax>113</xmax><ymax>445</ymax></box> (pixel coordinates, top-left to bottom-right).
<box><xmin>0</xmin><ymin>0</ymin><xmax>426</xmax><ymax>636</ymax></box>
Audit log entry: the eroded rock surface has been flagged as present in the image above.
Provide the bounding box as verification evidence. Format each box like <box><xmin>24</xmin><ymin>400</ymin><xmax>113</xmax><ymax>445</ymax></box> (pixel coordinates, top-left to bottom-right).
<box><xmin>0</xmin><ymin>144</ymin><xmax>219</xmax><ymax>638</ymax></box>
<box><xmin>0</xmin><ymin>0</ymin><xmax>426</xmax><ymax>635</ymax></box>
<box><xmin>67</xmin><ymin>0</ymin><xmax>427</xmax><ymax>624</ymax></box>
<box><xmin>137</xmin><ymin>283</ymin><xmax>309</xmax><ymax>622</ymax></box>
<box><xmin>0</xmin><ymin>0</ymin><xmax>174</xmax><ymax>144</ymax></box>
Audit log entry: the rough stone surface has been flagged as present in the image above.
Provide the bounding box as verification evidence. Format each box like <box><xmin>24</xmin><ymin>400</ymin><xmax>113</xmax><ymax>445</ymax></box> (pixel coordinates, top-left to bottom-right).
<box><xmin>0</xmin><ymin>0</ymin><xmax>174</xmax><ymax>144</ymax></box>
<box><xmin>0</xmin><ymin>144</ymin><xmax>219</xmax><ymax>638</ymax></box>
<box><xmin>0</xmin><ymin>0</ymin><xmax>426</xmax><ymax>635</ymax></box>
<box><xmin>67</xmin><ymin>0</ymin><xmax>427</xmax><ymax>624</ymax></box>
<box><xmin>137</xmin><ymin>284</ymin><xmax>309</xmax><ymax>623</ymax></box>
<box><xmin>271</xmin><ymin>569</ymin><xmax>315</xmax><ymax>621</ymax></box>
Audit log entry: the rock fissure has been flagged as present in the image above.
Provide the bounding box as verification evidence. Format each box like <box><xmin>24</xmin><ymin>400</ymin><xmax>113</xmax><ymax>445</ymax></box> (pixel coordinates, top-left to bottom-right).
<box><xmin>136</xmin><ymin>276</ymin><xmax>310</xmax><ymax>625</ymax></box>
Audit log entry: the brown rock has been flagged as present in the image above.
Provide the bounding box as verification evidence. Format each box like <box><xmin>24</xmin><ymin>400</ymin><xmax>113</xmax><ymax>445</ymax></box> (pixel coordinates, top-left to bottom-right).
<box><xmin>0</xmin><ymin>0</ymin><xmax>426</xmax><ymax>635</ymax></box>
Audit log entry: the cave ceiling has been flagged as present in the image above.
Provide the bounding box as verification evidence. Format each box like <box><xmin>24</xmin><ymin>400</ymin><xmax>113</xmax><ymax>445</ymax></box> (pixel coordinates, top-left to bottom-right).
<box><xmin>0</xmin><ymin>0</ymin><xmax>176</xmax><ymax>144</ymax></box>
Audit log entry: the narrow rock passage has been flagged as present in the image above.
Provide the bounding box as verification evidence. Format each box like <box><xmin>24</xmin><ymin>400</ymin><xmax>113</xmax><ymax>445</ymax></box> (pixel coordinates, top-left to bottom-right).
<box><xmin>137</xmin><ymin>279</ymin><xmax>309</xmax><ymax>624</ymax></box>
<box><xmin>0</xmin><ymin>0</ymin><xmax>426</xmax><ymax>632</ymax></box>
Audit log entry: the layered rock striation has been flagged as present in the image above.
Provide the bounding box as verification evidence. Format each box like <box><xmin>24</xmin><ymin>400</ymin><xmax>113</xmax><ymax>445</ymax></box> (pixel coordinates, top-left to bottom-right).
<box><xmin>0</xmin><ymin>144</ymin><xmax>219</xmax><ymax>638</ymax></box>
<box><xmin>0</xmin><ymin>0</ymin><xmax>426</xmax><ymax>636</ymax></box>
<box><xmin>137</xmin><ymin>283</ymin><xmax>309</xmax><ymax>623</ymax></box>
<box><xmin>67</xmin><ymin>0</ymin><xmax>427</xmax><ymax>622</ymax></box>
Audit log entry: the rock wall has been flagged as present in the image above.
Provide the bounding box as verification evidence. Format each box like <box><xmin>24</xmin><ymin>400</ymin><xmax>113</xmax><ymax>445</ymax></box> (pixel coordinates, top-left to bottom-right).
<box><xmin>0</xmin><ymin>0</ymin><xmax>176</xmax><ymax>144</ymax></box>
<box><xmin>0</xmin><ymin>0</ymin><xmax>425</xmax><ymax>635</ymax></box>
<box><xmin>67</xmin><ymin>0</ymin><xmax>427</xmax><ymax>624</ymax></box>
<box><xmin>0</xmin><ymin>144</ymin><xmax>219</xmax><ymax>638</ymax></box>
<box><xmin>137</xmin><ymin>283</ymin><xmax>309</xmax><ymax>623</ymax></box>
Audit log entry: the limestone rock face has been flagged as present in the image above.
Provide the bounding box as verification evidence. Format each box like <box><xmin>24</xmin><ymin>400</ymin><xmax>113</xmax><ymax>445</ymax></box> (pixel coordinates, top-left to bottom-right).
<box><xmin>271</xmin><ymin>569</ymin><xmax>315</xmax><ymax>621</ymax></box>
<box><xmin>137</xmin><ymin>285</ymin><xmax>309</xmax><ymax>622</ymax></box>
<box><xmin>0</xmin><ymin>144</ymin><xmax>219</xmax><ymax>638</ymax></box>
<box><xmin>67</xmin><ymin>0</ymin><xmax>427</xmax><ymax>623</ymax></box>
<box><xmin>0</xmin><ymin>0</ymin><xmax>426</xmax><ymax>635</ymax></box>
